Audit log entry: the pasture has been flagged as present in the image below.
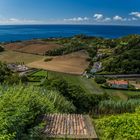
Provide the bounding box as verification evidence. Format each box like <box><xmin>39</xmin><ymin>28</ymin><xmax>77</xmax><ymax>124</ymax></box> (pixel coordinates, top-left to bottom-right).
<box><xmin>0</xmin><ymin>50</ymin><xmax>44</xmax><ymax>64</ymax></box>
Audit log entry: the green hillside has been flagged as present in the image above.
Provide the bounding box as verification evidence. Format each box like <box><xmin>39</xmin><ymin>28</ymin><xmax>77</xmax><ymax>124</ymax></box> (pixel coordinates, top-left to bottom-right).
<box><xmin>98</xmin><ymin>35</ymin><xmax>140</xmax><ymax>74</ymax></box>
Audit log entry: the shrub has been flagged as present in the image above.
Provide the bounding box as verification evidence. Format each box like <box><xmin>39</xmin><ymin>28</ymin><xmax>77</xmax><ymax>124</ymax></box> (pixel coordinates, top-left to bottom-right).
<box><xmin>0</xmin><ymin>45</ymin><xmax>4</xmax><ymax>52</ymax></box>
<box><xmin>95</xmin><ymin>76</ymin><xmax>106</xmax><ymax>84</ymax></box>
<box><xmin>44</xmin><ymin>57</ymin><xmax>53</xmax><ymax>62</ymax></box>
<box><xmin>96</xmin><ymin>112</ymin><xmax>140</xmax><ymax>140</ymax></box>
<box><xmin>0</xmin><ymin>85</ymin><xmax>75</xmax><ymax>139</ymax></box>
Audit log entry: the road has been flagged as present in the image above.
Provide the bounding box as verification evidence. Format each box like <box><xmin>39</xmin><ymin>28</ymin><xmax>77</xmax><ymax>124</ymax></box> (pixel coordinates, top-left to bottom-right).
<box><xmin>96</xmin><ymin>74</ymin><xmax>140</xmax><ymax>78</ymax></box>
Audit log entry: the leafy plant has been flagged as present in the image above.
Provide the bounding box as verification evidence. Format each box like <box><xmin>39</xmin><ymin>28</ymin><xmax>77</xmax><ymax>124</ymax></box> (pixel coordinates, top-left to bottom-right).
<box><xmin>96</xmin><ymin>111</ymin><xmax>140</xmax><ymax>140</ymax></box>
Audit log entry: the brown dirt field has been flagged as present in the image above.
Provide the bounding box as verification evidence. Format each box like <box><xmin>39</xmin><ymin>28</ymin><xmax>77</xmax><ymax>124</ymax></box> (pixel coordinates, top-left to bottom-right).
<box><xmin>27</xmin><ymin>51</ymin><xmax>89</xmax><ymax>75</ymax></box>
<box><xmin>4</xmin><ymin>40</ymin><xmax>61</xmax><ymax>55</ymax></box>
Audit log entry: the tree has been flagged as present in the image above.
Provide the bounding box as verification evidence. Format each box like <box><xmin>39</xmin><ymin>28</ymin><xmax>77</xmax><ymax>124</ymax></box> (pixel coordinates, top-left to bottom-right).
<box><xmin>0</xmin><ymin>45</ymin><xmax>4</xmax><ymax>52</ymax></box>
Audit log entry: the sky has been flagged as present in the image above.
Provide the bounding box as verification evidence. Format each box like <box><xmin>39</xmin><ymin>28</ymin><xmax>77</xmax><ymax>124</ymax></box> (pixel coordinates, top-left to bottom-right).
<box><xmin>0</xmin><ymin>0</ymin><xmax>140</xmax><ymax>25</ymax></box>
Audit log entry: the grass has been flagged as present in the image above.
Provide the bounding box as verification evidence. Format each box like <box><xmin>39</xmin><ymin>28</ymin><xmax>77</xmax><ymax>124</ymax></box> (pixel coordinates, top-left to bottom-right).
<box><xmin>104</xmin><ymin>89</ymin><xmax>140</xmax><ymax>101</ymax></box>
<box><xmin>0</xmin><ymin>50</ymin><xmax>44</xmax><ymax>64</ymax></box>
<box><xmin>29</xmin><ymin>70</ymin><xmax>104</xmax><ymax>95</ymax></box>
<box><xmin>29</xmin><ymin>70</ymin><xmax>140</xmax><ymax>99</ymax></box>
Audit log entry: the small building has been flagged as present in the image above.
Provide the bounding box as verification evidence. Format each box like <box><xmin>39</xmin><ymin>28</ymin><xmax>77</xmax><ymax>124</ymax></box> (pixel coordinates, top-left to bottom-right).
<box><xmin>107</xmin><ymin>80</ymin><xmax>129</xmax><ymax>89</ymax></box>
<box><xmin>90</xmin><ymin>62</ymin><xmax>102</xmax><ymax>74</ymax></box>
<box><xmin>8</xmin><ymin>63</ymin><xmax>29</xmax><ymax>72</ymax></box>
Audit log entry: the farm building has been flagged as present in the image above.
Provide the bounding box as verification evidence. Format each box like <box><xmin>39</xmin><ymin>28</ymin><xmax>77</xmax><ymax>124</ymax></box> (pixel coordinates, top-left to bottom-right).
<box><xmin>43</xmin><ymin>114</ymin><xmax>98</xmax><ymax>139</ymax></box>
<box><xmin>107</xmin><ymin>80</ymin><xmax>129</xmax><ymax>89</ymax></box>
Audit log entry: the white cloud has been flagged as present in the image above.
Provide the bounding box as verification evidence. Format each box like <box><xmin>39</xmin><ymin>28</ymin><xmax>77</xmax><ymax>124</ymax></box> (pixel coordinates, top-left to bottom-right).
<box><xmin>0</xmin><ymin>18</ymin><xmax>44</xmax><ymax>24</ymax></box>
<box><xmin>64</xmin><ymin>17</ymin><xmax>89</xmax><ymax>22</ymax></box>
<box><xmin>130</xmin><ymin>12</ymin><xmax>140</xmax><ymax>18</ymax></box>
<box><xmin>9</xmin><ymin>18</ymin><xmax>19</xmax><ymax>22</ymax></box>
<box><xmin>113</xmin><ymin>15</ymin><xmax>123</xmax><ymax>21</ymax></box>
<box><xmin>93</xmin><ymin>14</ymin><xmax>112</xmax><ymax>22</ymax></box>
<box><xmin>93</xmin><ymin>14</ymin><xmax>103</xmax><ymax>21</ymax></box>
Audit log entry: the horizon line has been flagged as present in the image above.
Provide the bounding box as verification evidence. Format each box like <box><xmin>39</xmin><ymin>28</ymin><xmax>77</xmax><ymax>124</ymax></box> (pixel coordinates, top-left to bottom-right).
<box><xmin>0</xmin><ymin>24</ymin><xmax>140</xmax><ymax>27</ymax></box>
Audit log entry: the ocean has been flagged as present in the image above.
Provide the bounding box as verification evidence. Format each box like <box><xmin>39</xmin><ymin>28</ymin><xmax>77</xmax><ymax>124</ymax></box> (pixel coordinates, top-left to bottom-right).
<box><xmin>0</xmin><ymin>25</ymin><xmax>140</xmax><ymax>42</ymax></box>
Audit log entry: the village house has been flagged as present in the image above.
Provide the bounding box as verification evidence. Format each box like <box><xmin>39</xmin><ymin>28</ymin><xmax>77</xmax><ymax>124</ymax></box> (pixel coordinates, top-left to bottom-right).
<box><xmin>8</xmin><ymin>63</ymin><xmax>29</xmax><ymax>72</ymax></box>
<box><xmin>90</xmin><ymin>62</ymin><xmax>102</xmax><ymax>74</ymax></box>
<box><xmin>107</xmin><ymin>80</ymin><xmax>129</xmax><ymax>89</ymax></box>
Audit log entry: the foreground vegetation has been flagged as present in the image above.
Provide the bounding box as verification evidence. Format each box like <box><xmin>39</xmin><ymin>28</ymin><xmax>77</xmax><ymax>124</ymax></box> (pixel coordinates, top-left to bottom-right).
<box><xmin>96</xmin><ymin>108</ymin><xmax>140</xmax><ymax>140</ymax></box>
<box><xmin>0</xmin><ymin>85</ymin><xmax>75</xmax><ymax>139</ymax></box>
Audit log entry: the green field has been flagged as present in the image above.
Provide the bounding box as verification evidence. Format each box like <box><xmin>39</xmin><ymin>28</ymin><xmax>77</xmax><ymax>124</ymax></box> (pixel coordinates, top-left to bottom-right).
<box><xmin>29</xmin><ymin>70</ymin><xmax>104</xmax><ymax>95</ymax></box>
<box><xmin>29</xmin><ymin>70</ymin><xmax>140</xmax><ymax>99</ymax></box>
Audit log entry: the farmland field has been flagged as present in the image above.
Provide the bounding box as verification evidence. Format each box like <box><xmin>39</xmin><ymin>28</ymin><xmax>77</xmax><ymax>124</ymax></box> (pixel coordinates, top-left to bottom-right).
<box><xmin>0</xmin><ymin>50</ymin><xmax>44</xmax><ymax>64</ymax></box>
<box><xmin>27</xmin><ymin>51</ymin><xmax>89</xmax><ymax>75</ymax></box>
<box><xmin>4</xmin><ymin>40</ymin><xmax>62</xmax><ymax>55</ymax></box>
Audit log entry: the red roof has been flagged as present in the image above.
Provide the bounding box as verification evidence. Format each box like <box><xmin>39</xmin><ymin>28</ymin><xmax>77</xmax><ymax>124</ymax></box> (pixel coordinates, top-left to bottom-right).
<box><xmin>108</xmin><ymin>80</ymin><xmax>128</xmax><ymax>85</ymax></box>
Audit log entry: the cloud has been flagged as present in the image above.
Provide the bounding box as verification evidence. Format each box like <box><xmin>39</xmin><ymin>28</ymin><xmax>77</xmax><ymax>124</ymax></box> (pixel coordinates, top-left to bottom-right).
<box><xmin>103</xmin><ymin>17</ymin><xmax>111</xmax><ymax>22</ymax></box>
<box><xmin>130</xmin><ymin>12</ymin><xmax>140</xmax><ymax>18</ymax></box>
<box><xmin>0</xmin><ymin>11</ymin><xmax>139</xmax><ymax>25</ymax></box>
<box><xmin>113</xmin><ymin>15</ymin><xmax>123</xmax><ymax>21</ymax></box>
<box><xmin>0</xmin><ymin>18</ymin><xmax>44</xmax><ymax>24</ymax></box>
<box><xmin>64</xmin><ymin>17</ymin><xmax>89</xmax><ymax>22</ymax></box>
<box><xmin>93</xmin><ymin>14</ymin><xmax>103</xmax><ymax>21</ymax></box>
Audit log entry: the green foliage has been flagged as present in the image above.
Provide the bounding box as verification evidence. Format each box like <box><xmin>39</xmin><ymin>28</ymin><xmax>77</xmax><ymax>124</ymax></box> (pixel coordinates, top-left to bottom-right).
<box><xmin>41</xmin><ymin>88</ymin><xmax>76</xmax><ymax>113</ymax></box>
<box><xmin>0</xmin><ymin>85</ymin><xmax>74</xmax><ymax>139</ymax></box>
<box><xmin>86</xmin><ymin>47</ymin><xmax>97</xmax><ymax>58</ymax></box>
<box><xmin>0</xmin><ymin>62</ymin><xmax>12</xmax><ymax>83</ymax></box>
<box><xmin>95</xmin><ymin>76</ymin><xmax>106</xmax><ymax>84</ymax></box>
<box><xmin>41</xmin><ymin>77</ymin><xmax>109</xmax><ymax>113</ymax></box>
<box><xmin>45</xmin><ymin>41</ymin><xmax>84</xmax><ymax>56</ymax></box>
<box><xmin>99</xmin><ymin>99</ymin><xmax>140</xmax><ymax>114</ymax></box>
<box><xmin>0</xmin><ymin>62</ymin><xmax>23</xmax><ymax>85</ymax></box>
<box><xmin>96</xmin><ymin>112</ymin><xmax>140</xmax><ymax>140</ymax></box>
<box><xmin>102</xmin><ymin>35</ymin><xmax>140</xmax><ymax>74</ymax></box>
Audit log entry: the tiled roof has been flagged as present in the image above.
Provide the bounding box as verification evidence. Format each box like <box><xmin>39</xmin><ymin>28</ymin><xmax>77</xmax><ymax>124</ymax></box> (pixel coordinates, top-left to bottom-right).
<box><xmin>43</xmin><ymin>114</ymin><xmax>98</xmax><ymax>139</ymax></box>
<box><xmin>108</xmin><ymin>80</ymin><xmax>128</xmax><ymax>85</ymax></box>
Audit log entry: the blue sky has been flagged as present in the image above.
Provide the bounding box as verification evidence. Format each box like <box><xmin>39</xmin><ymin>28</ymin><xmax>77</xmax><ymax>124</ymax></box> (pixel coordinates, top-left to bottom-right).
<box><xmin>0</xmin><ymin>0</ymin><xmax>140</xmax><ymax>25</ymax></box>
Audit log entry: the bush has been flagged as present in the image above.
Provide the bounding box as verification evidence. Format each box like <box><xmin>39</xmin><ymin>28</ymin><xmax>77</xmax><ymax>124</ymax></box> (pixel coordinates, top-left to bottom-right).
<box><xmin>0</xmin><ymin>45</ymin><xmax>4</xmax><ymax>52</ymax></box>
<box><xmin>44</xmin><ymin>57</ymin><xmax>53</xmax><ymax>62</ymax></box>
<box><xmin>0</xmin><ymin>85</ymin><xmax>75</xmax><ymax>139</ymax></box>
<box><xmin>95</xmin><ymin>76</ymin><xmax>106</xmax><ymax>84</ymax></box>
<box><xmin>96</xmin><ymin>112</ymin><xmax>140</xmax><ymax>140</ymax></box>
<box><xmin>0</xmin><ymin>62</ymin><xmax>12</xmax><ymax>83</ymax></box>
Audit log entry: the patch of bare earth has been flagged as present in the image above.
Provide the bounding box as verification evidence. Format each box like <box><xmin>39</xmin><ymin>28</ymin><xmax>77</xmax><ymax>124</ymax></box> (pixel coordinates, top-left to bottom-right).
<box><xmin>4</xmin><ymin>40</ymin><xmax>61</xmax><ymax>55</ymax></box>
<box><xmin>27</xmin><ymin>51</ymin><xmax>89</xmax><ymax>75</ymax></box>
